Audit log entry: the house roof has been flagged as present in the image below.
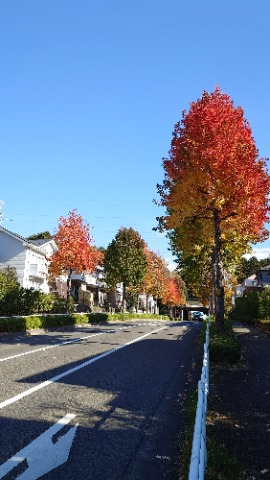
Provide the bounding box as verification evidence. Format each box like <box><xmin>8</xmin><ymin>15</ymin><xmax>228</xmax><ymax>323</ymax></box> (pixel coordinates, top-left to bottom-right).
<box><xmin>0</xmin><ymin>225</ymin><xmax>33</xmax><ymax>245</ymax></box>
<box><xmin>0</xmin><ymin>226</ymin><xmax>57</xmax><ymax>254</ymax></box>
<box><xmin>31</xmin><ymin>239</ymin><xmax>53</xmax><ymax>246</ymax></box>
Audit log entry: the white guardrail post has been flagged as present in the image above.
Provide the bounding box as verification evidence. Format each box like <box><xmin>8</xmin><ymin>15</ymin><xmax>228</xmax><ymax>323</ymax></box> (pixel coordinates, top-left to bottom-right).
<box><xmin>188</xmin><ymin>320</ymin><xmax>210</xmax><ymax>480</ymax></box>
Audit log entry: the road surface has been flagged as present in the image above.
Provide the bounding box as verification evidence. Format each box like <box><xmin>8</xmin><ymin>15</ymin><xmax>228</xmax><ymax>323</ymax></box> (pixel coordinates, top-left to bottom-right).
<box><xmin>0</xmin><ymin>320</ymin><xmax>202</xmax><ymax>479</ymax></box>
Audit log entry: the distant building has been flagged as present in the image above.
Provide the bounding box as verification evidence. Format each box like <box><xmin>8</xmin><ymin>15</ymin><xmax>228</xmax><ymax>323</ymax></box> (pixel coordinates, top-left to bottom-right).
<box><xmin>257</xmin><ymin>265</ymin><xmax>270</xmax><ymax>287</ymax></box>
<box><xmin>234</xmin><ymin>266</ymin><xmax>270</xmax><ymax>303</ymax></box>
<box><xmin>71</xmin><ymin>266</ymin><xmax>107</xmax><ymax>310</ymax></box>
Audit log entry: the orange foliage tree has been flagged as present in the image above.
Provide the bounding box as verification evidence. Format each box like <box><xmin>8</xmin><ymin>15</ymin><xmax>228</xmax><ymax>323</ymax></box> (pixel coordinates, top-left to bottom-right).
<box><xmin>49</xmin><ymin>209</ymin><xmax>103</xmax><ymax>311</ymax></box>
<box><xmin>162</xmin><ymin>273</ymin><xmax>186</xmax><ymax>315</ymax></box>
<box><xmin>142</xmin><ymin>249</ymin><xmax>168</xmax><ymax>313</ymax></box>
<box><xmin>157</xmin><ymin>87</ymin><xmax>270</xmax><ymax>328</ymax></box>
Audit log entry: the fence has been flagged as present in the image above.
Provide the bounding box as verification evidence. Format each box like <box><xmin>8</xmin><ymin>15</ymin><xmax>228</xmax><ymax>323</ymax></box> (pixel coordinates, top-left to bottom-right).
<box><xmin>188</xmin><ymin>321</ymin><xmax>210</xmax><ymax>480</ymax></box>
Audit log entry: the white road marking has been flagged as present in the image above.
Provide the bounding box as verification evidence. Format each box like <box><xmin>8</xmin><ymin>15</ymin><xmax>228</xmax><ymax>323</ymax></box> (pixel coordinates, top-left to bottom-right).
<box><xmin>0</xmin><ymin>322</ymin><xmax>165</xmax><ymax>363</ymax></box>
<box><xmin>0</xmin><ymin>326</ymin><xmax>166</xmax><ymax>410</ymax></box>
<box><xmin>0</xmin><ymin>332</ymin><xmax>106</xmax><ymax>363</ymax></box>
<box><xmin>0</xmin><ymin>413</ymin><xmax>78</xmax><ymax>479</ymax></box>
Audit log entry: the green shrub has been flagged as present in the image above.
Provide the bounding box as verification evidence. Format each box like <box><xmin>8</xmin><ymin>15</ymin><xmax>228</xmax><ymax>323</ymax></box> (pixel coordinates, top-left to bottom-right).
<box><xmin>87</xmin><ymin>312</ymin><xmax>170</xmax><ymax>323</ymax></box>
<box><xmin>257</xmin><ymin>319</ymin><xmax>270</xmax><ymax>332</ymax></box>
<box><xmin>233</xmin><ymin>291</ymin><xmax>259</xmax><ymax>324</ymax></box>
<box><xmin>0</xmin><ymin>289</ymin><xmax>21</xmax><ymax>316</ymax></box>
<box><xmin>0</xmin><ymin>312</ymin><xmax>170</xmax><ymax>333</ymax></box>
<box><xmin>258</xmin><ymin>288</ymin><xmax>270</xmax><ymax>319</ymax></box>
<box><xmin>0</xmin><ymin>264</ymin><xmax>74</xmax><ymax>317</ymax></box>
<box><xmin>209</xmin><ymin>322</ymin><xmax>241</xmax><ymax>365</ymax></box>
<box><xmin>88</xmin><ymin>313</ymin><xmax>109</xmax><ymax>323</ymax></box>
<box><xmin>233</xmin><ymin>288</ymin><xmax>270</xmax><ymax>324</ymax></box>
<box><xmin>0</xmin><ymin>316</ymin><xmax>26</xmax><ymax>332</ymax></box>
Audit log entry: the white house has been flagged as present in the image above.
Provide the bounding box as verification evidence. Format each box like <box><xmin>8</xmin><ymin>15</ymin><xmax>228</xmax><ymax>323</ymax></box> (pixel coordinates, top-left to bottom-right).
<box><xmin>0</xmin><ymin>227</ymin><xmax>57</xmax><ymax>293</ymax></box>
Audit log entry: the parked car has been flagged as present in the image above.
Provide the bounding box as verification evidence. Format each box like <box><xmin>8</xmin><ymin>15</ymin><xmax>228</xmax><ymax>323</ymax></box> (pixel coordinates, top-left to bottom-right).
<box><xmin>191</xmin><ymin>311</ymin><xmax>207</xmax><ymax>321</ymax></box>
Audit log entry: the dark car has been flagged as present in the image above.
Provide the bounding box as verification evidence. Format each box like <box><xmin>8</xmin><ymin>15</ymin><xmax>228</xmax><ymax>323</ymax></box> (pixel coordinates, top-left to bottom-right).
<box><xmin>191</xmin><ymin>311</ymin><xmax>206</xmax><ymax>321</ymax></box>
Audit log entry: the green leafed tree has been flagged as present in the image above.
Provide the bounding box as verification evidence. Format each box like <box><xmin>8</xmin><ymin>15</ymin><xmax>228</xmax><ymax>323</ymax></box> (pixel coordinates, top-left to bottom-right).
<box><xmin>104</xmin><ymin>227</ymin><xmax>147</xmax><ymax>310</ymax></box>
<box><xmin>235</xmin><ymin>256</ymin><xmax>261</xmax><ymax>283</ymax></box>
<box><xmin>0</xmin><ymin>267</ymin><xmax>20</xmax><ymax>316</ymax></box>
<box><xmin>27</xmin><ymin>231</ymin><xmax>53</xmax><ymax>240</ymax></box>
<box><xmin>0</xmin><ymin>267</ymin><xmax>19</xmax><ymax>298</ymax></box>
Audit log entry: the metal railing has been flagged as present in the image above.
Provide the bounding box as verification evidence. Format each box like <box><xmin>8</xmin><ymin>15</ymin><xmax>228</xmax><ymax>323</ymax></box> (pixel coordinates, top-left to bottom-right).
<box><xmin>188</xmin><ymin>321</ymin><xmax>210</xmax><ymax>480</ymax></box>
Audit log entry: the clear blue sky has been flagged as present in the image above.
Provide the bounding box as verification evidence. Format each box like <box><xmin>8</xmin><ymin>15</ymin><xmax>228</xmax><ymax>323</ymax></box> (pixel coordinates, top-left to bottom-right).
<box><xmin>1</xmin><ymin>0</ymin><xmax>270</xmax><ymax>267</ymax></box>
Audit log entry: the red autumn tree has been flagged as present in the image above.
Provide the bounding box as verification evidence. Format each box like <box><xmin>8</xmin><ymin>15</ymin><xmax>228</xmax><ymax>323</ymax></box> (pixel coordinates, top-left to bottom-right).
<box><xmin>162</xmin><ymin>273</ymin><xmax>186</xmax><ymax>308</ymax></box>
<box><xmin>49</xmin><ymin>209</ymin><xmax>103</xmax><ymax>311</ymax></box>
<box><xmin>157</xmin><ymin>87</ymin><xmax>270</xmax><ymax>328</ymax></box>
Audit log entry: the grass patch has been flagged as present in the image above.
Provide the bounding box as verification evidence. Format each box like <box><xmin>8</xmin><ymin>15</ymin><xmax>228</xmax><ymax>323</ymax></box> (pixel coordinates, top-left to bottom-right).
<box><xmin>204</xmin><ymin>319</ymin><xmax>244</xmax><ymax>479</ymax></box>
<box><xmin>205</xmin><ymin>437</ymin><xmax>240</xmax><ymax>480</ymax></box>
<box><xmin>178</xmin><ymin>389</ymin><xmax>198</xmax><ymax>480</ymax></box>
<box><xmin>179</xmin><ymin>320</ymin><xmax>243</xmax><ymax>480</ymax></box>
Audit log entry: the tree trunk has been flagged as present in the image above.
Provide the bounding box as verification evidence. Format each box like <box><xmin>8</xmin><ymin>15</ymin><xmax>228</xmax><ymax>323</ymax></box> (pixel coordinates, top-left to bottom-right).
<box><xmin>66</xmin><ymin>268</ymin><xmax>72</xmax><ymax>314</ymax></box>
<box><xmin>122</xmin><ymin>283</ymin><xmax>127</xmax><ymax>312</ymax></box>
<box><xmin>210</xmin><ymin>250</ymin><xmax>216</xmax><ymax>316</ymax></box>
<box><xmin>213</xmin><ymin>210</ymin><xmax>225</xmax><ymax>329</ymax></box>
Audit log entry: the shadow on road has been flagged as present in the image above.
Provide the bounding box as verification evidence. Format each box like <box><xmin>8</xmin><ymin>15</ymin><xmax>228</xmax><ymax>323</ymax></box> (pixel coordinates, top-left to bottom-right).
<box><xmin>0</xmin><ymin>324</ymin><xmax>203</xmax><ymax>480</ymax></box>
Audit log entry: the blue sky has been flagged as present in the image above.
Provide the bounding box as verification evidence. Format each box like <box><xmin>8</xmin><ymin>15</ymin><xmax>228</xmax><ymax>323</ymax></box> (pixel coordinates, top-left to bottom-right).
<box><xmin>1</xmin><ymin>0</ymin><xmax>270</xmax><ymax>267</ymax></box>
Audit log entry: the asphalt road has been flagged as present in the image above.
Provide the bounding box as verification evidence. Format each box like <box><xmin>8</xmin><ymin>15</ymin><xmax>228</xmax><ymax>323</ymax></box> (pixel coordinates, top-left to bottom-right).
<box><xmin>0</xmin><ymin>320</ymin><xmax>203</xmax><ymax>480</ymax></box>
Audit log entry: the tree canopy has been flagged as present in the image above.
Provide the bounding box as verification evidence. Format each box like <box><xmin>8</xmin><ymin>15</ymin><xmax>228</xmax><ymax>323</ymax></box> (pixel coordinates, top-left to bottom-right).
<box><xmin>157</xmin><ymin>87</ymin><xmax>270</xmax><ymax>327</ymax></box>
<box><xmin>162</xmin><ymin>272</ymin><xmax>186</xmax><ymax>307</ymax></box>
<box><xmin>27</xmin><ymin>231</ymin><xmax>53</xmax><ymax>240</ymax></box>
<box><xmin>104</xmin><ymin>227</ymin><xmax>147</xmax><ymax>309</ymax></box>
<box><xmin>49</xmin><ymin>209</ymin><xmax>103</xmax><ymax>311</ymax></box>
<box><xmin>142</xmin><ymin>249</ymin><xmax>168</xmax><ymax>302</ymax></box>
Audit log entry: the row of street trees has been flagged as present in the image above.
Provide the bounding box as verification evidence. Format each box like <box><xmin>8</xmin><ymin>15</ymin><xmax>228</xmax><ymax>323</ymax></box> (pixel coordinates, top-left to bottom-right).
<box><xmin>47</xmin><ymin>210</ymin><xmax>186</xmax><ymax>314</ymax></box>
<box><xmin>104</xmin><ymin>226</ymin><xmax>186</xmax><ymax>312</ymax></box>
<box><xmin>3</xmin><ymin>87</ymin><xmax>269</xmax><ymax>326</ymax></box>
<box><xmin>156</xmin><ymin>86</ymin><xmax>270</xmax><ymax>329</ymax></box>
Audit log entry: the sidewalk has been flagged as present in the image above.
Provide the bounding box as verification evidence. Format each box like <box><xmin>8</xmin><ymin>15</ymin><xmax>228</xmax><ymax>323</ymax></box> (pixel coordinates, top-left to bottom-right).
<box><xmin>207</xmin><ymin>322</ymin><xmax>270</xmax><ymax>479</ymax></box>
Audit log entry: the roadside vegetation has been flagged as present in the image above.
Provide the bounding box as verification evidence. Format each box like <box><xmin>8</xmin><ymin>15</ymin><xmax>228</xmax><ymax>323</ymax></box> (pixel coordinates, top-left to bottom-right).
<box><xmin>233</xmin><ymin>288</ymin><xmax>270</xmax><ymax>332</ymax></box>
<box><xmin>0</xmin><ymin>257</ymin><xmax>179</xmax><ymax>333</ymax></box>
<box><xmin>208</xmin><ymin>319</ymin><xmax>241</xmax><ymax>366</ymax></box>
<box><xmin>0</xmin><ymin>312</ymin><xmax>170</xmax><ymax>334</ymax></box>
<box><xmin>178</xmin><ymin>319</ymin><xmax>242</xmax><ymax>480</ymax></box>
<box><xmin>205</xmin><ymin>320</ymin><xmax>242</xmax><ymax>479</ymax></box>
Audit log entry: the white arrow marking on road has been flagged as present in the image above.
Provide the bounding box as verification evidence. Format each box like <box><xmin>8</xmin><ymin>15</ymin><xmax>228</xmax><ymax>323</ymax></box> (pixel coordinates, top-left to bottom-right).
<box><xmin>0</xmin><ymin>413</ymin><xmax>78</xmax><ymax>479</ymax></box>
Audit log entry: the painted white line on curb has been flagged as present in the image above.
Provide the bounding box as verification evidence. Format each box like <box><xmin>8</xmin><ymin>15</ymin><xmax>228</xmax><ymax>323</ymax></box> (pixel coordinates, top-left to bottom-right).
<box><xmin>0</xmin><ymin>326</ymin><xmax>166</xmax><ymax>410</ymax></box>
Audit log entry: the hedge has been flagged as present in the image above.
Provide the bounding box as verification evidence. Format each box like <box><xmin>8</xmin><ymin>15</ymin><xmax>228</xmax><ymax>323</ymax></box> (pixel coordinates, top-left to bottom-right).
<box><xmin>233</xmin><ymin>288</ymin><xmax>270</xmax><ymax>324</ymax></box>
<box><xmin>0</xmin><ymin>312</ymin><xmax>171</xmax><ymax>333</ymax></box>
